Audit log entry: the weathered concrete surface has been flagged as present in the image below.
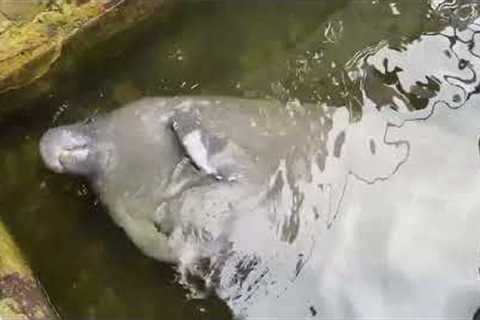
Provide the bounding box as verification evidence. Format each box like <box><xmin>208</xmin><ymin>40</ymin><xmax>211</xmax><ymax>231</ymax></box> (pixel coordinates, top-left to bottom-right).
<box><xmin>0</xmin><ymin>0</ymin><xmax>169</xmax><ymax>106</ymax></box>
<box><xmin>0</xmin><ymin>221</ymin><xmax>59</xmax><ymax>320</ymax></box>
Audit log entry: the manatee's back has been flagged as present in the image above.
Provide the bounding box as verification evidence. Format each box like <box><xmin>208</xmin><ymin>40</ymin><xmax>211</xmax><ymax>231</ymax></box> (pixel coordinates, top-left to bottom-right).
<box><xmin>180</xmin><ymin>96</ymin><xmax>322</xmax><ymax>182</ymax></box>
<box><xmin>90</xmin><ymin>96</ymin><xmax>323</xmax><ymax>262</ymax></box>
<box><xmin>93</xmin><ymin>98</ymin><xmax>185</xmax><ymax>262</ymax></box>
<box><xmin>97</xmin><ymin>96</ymin><xmax>294</xmax><ymax>197</ymax></box>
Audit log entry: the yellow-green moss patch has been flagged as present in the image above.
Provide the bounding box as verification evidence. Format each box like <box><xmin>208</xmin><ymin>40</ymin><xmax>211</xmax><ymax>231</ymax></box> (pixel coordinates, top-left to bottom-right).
<box><xmin>0</xmin><ymin>0</ymin><xmax>168</xmax><ymax>97</ymax></box>
<box><xmin>0</xmin><ymin>222</ymin><xmax>58</xmax><ymax>320</ymax></box>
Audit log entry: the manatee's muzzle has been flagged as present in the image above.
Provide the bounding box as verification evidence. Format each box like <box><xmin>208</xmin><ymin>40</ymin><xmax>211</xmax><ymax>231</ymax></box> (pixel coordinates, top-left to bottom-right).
<box><xmin>39</xmin><ymin>126</ymin><xmax>94</xmax><ymax>175</ymax></box>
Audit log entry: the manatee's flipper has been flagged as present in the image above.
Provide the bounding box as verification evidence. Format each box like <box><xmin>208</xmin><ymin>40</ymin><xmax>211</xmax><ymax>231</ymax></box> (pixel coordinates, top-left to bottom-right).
<box><xmin>171</xmin><ymin>110</ymin><xmax>243</xmax><ymax>181</ymax></box>
<box><xmin>164</xmin><ymin>157</ymin><xmax>199</xmax><ymax>197</ymax></box>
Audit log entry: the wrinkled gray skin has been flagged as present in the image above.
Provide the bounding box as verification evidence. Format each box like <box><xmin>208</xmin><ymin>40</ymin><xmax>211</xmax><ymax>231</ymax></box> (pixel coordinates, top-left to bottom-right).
<box><xmin>40</xmin><ymin>97</ymin><xmax>339</xmax><ymax>313</ymax></box>
<box><xmin>40</xmin><ymin>95</ymin><xmax>418</xmax><ymax>319</ymax></box>
<box><xmin>39</xmin><ymin>95</ymin><xmax>480</xmax><ymax>319</ymax></box>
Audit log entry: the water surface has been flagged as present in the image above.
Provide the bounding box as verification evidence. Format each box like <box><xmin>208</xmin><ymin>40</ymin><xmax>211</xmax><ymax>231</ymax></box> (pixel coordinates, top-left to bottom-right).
<box><xmin>1</xmin><ymin>0</ymin><xmax>480</xmax><ymax>319</ymax></box>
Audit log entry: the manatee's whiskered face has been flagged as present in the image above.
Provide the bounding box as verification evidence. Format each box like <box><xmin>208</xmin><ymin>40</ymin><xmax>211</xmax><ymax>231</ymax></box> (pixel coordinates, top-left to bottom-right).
<box><xmin>39</xmin><ymin>124</ymin><xmax>99</xmax><ymax>176</ymax></box>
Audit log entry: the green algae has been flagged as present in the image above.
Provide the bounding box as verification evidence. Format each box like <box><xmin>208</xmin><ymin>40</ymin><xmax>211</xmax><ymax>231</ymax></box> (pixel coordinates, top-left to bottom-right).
<box><xmin>0</xmin><ymin>222</ymin><xmax>58</xmax><ymax>320</ymax></box>
<box><xmin>0</xmin><ymin>0</ymin><xmax>170</xmax><ymax>107</ymax></box>
<box><xmin>0</xmin><ymin>2</ymin><xmax>102</xmax><ymax>94</ymax></box>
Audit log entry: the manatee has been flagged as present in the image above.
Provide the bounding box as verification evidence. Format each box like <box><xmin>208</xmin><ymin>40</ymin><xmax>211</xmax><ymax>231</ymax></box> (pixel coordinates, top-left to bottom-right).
<box><xmin>39</xmin><ymin>96</ymin><xmax>408</xmax><ymax>318</ymax></box>
<box><xmin>40</xmin><ymin>97</ymin><xmax>315</xmax><ymax>261</ymax></box>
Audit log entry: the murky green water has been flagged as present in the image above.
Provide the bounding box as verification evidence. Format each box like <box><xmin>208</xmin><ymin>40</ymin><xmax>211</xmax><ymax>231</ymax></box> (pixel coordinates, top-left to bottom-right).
<box><xmin>1</xmin><ymin>0</ymin><xmax>480</xmax><ymax>319</ymax></box>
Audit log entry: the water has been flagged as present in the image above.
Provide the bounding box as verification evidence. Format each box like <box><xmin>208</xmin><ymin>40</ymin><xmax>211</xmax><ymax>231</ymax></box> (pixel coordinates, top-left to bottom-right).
<box><xmin>1</xmin><ymin>0</ymin><xmax>480</xmax><ymax>319</ymax></box>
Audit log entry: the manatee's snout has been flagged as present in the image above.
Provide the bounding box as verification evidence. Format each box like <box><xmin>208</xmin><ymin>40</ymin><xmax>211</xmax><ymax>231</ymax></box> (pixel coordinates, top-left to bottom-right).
<box><xmin>39</xmin><ymin>126</ymin><xmax>96</xmax><ymax>176</ymax></box>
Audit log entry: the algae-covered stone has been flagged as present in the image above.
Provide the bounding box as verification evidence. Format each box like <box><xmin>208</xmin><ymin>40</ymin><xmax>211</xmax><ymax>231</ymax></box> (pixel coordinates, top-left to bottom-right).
<box><xmin>0</xmin><ymin>221</ymin><xmax>59</xmax><ymax>320</ymax></box>
<box><xmin>0</xmin><ymin>0</ymin><xmax>169</xmax><ymax>99</ymax></box>
<box><xmin>0</xmin><ymin>0</ymin><xmax>47</xmax><ymax>24</ymax></box>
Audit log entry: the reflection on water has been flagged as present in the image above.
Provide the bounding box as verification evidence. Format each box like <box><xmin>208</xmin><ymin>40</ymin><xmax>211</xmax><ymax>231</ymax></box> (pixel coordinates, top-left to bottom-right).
<box><xmin>221</xmin><ymin>2</ymin><xmax>480</xmax><ymax>315</ymax></box>
<box><xmin>2</xmin><ymin>0</ymin><xmax>480</xmax><ymax>319</ymax></box>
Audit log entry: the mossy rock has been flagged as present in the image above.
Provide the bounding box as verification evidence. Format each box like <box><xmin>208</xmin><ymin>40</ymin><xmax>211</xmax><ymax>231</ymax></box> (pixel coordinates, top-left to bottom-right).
<box><xmin>0</xmin><ymin>222</ymin><xmax>58</xmax><ymax>320</ymax></box>
<box><xmin>0</xmin><ymin>0</ymin><xmax>171</xmax><ymax>110</ymax></box>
